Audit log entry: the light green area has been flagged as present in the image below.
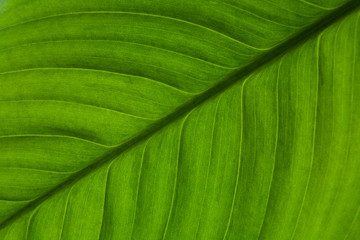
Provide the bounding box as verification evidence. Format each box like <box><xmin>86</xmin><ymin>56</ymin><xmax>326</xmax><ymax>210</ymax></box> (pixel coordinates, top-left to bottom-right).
<box><xmin>0</xmin><ymin>0</ymin><xmax>359</xmax><ymax>239</ymax></box>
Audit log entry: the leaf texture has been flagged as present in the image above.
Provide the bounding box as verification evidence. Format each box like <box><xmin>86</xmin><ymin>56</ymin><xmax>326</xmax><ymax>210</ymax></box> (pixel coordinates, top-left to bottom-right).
<box><xmin>0</xmin><ymin>0</ymin><xmax>359</xmax><ymax>239</ymax></box>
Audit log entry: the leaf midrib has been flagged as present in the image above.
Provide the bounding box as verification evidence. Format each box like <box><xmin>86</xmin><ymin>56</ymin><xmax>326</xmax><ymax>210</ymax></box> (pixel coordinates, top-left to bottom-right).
<box><xmin>1</xmin><ymin>0</ymin><xmax>359</xmax><ymax>230</ymax></box>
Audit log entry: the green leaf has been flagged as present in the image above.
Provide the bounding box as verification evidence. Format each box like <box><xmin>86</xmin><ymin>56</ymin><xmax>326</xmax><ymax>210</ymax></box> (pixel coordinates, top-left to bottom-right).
<box><xmin>0</xmin><ymin>0</ymin><xmax>359</xmax><ymax>239</ymax></box>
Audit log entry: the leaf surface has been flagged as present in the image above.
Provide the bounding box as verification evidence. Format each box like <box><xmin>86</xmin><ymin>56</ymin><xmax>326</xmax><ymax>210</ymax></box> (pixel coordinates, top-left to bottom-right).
<box><xmin>0</xmin><ymin>0</ymin><xmax>359</xmax><ymax>239</ymax></box>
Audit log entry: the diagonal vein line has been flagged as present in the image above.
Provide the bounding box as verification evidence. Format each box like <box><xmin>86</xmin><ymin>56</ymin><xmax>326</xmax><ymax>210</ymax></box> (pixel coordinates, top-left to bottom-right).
<box><xmin>129</xmin><ymin>140</ymin><xmax>148</xmax><ymax>239</ymax></box>
<box><xmin>256</xmin><ymin>60</ymin><xmax>281</xmax><ymax>240</ymax></box>
<box><xmin>343</xmin><ymin>13</ymin><xmax>360</xmax><ymax>240</ymax></box>
<box><xmin>58</xmin><ymin>186</ymin><xmax>73</xmax><ymax>240</ymax></box>
<box><xmin>0</xmin><ymin>0</ymin><xmax>359</xmax><ymax>230</ymax></box>
<box><xmin>24</xmin><ymin>207</ymin><xmax>38</xmax><ymax>240</ymax></box>
<box><xmin>161</xmin><ymin>110</ymin><xmax>192</xmax><ymax>240</ymax></box>
<box><xmin>97</xmin><ymin>160</ymin><xmax>115</xmax><ymax>240</ymax></box>
<box><xmin>222</xmin><ymin>75</ymin><xmax>248</xmax><ymax>240</ymax></box>
<box><xmin>344</xmin><ymin>205</ymin><xmax>360</xmax><ymax>240</ymax></box>
<box><xmin>195</xmin><ymin>94</ymin><xmax>222</xmax><ymax>239</ymax></box>
<box><xmin>289</xmin><ymin>30</ymin><xmax>323</xmax><ymax>240</ymax></box>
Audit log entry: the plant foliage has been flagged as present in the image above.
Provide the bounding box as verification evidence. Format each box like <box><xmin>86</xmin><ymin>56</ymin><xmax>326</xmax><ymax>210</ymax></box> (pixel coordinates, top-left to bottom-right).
<box><xmin>0</xmin><ymin>0</ymin><xmax>359</xmax><ymax>239</ymax></box>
